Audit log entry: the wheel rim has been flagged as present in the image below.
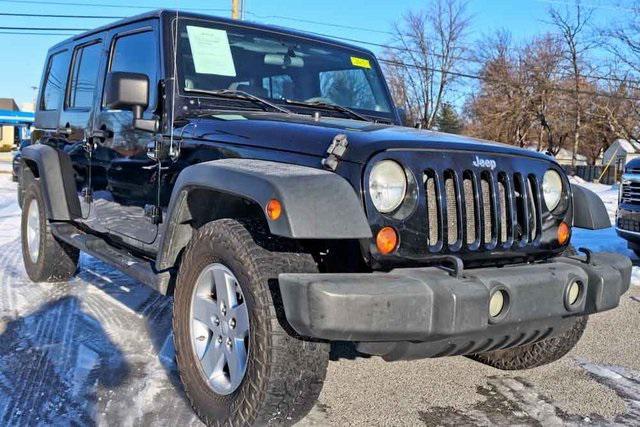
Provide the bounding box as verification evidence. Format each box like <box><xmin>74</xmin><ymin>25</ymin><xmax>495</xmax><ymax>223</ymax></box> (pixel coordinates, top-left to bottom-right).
<box><xmin>26</xmin><ymin>198</ymin><xmax>40</xmax><ymax>264</ymax></box>
<box><xmin>190</xmin><ymin>263</ymin><xmax>250</xmax><ymax>395</ymax></box>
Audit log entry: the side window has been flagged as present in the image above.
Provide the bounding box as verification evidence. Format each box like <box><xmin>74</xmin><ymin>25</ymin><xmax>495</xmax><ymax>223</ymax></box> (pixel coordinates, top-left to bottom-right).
<box><xmin>106</xmin><ymin>30</ymin><xmax>157</xmax><ymax>108</ymax></box>
<box><xmin>41</xmin><ymin>52</ymin><xmax>69</xmax><ymax>111</ymax></box>
<box><xmin>67</xmin><ymin>42</ymin><xmax>102</xmax><ymax>109</ymax></box>
<box><xmin>319</xmin><ymin>69</ymin><xmax>379</xmax><ymax>111</ymax></box>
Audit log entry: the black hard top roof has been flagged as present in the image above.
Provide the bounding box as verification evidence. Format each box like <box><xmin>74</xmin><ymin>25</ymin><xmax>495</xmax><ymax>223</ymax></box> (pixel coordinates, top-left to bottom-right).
<box><xmin>48</xmin><ymin>9</ymin><xmax>375</xmax><ymax>56</ymax></box>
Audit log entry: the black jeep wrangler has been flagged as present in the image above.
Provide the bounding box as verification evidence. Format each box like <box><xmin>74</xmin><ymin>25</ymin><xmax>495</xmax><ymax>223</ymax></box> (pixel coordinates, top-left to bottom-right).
<box><xmin>20</xmin><ymin>10</ymin><xmax>631</xmax><ymax>426</ymax></box>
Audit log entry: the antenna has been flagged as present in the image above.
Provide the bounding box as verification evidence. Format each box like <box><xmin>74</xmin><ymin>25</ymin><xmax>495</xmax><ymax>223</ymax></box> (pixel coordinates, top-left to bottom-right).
<box><xmin>169</xmin><ymin>6</ymin><xmax>179</xmax><ymax>159</ymax></box>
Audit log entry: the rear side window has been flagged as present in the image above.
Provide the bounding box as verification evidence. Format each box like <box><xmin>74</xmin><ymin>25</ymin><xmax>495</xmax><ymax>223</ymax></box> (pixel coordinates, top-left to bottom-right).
<box><xmin>106</xmin><ymin>30</ymin><xmax>158</xmax><ymax>107</ymax></box>
<box><xmin>68</xmin><ymin>42</ymin><xmax>102</xmax><ymax>109</ymax></box>
<box><xmin>41</xmin><ymin>52</ymin><xmax>69</xmax><ymax>111</ymax></box>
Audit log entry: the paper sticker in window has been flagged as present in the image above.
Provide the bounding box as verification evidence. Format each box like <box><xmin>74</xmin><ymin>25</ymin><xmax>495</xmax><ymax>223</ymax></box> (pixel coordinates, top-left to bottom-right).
<box><xmin>186</xmin><ymin>26</ymin><xmax>236</xmax><ymax>76</ymax></box>
<box><xmin>350</xmin><ymin>56</ymin><xmax>371</xmax><ymax>69</ymax></box>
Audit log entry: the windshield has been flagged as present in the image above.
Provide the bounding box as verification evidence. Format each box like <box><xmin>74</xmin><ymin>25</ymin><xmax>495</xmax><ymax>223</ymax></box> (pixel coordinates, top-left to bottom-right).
<box><xmin>175</xmin><ymin>18</ymin><xmax>394</xmax><ymax>119</ymax></box>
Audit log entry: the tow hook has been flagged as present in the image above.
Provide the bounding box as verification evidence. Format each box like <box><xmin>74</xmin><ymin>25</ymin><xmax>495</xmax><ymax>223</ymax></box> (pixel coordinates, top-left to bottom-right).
<box><xmin>422</xmin><ymin>255</ymin><xmax>465</xmax><ymax>278</ymax></box>
<box><xmin>322</xmin><ymin>134</ymin><xmax>348</xmax><ymax>171</ymax></box>
<box><xmin>578</xmin><ymin>247</ymin><xmax>593</xmax><ymax>264</ymax></box>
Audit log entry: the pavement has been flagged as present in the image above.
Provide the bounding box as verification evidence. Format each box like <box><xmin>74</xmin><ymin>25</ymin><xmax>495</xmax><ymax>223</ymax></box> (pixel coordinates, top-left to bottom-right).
<box><xmin>0</xmin><ymin>173</ymin><xmax>638</xmax><ymax>426</ymax></box>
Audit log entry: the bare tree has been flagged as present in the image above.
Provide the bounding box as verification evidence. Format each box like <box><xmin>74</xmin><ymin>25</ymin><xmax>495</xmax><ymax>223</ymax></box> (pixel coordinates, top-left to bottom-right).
<box><xmin>602</xmin><ymin>2</ymin><xmax>640</xmax><ymax>75</ymax></box>
<box><xmin>383</xmin><ymin>0</ymin><xmax>471</xmax><ymax>128</ymax></box>
<box><xmin>548</xmin><ymin>1</ymin><xmax>595</xmax><ymax>166</ymax></box>
<box><xmin>600</xmin><ymin>1</ymin><xmax>640</xmax><ymax>147</ymax></box>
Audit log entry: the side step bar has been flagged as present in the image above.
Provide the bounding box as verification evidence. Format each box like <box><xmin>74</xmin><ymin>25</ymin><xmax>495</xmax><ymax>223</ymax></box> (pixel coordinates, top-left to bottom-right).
<box><xmin>51</xmin><ymin>223</ymin><xmax>172</xmax><ymax>294</ymax></box>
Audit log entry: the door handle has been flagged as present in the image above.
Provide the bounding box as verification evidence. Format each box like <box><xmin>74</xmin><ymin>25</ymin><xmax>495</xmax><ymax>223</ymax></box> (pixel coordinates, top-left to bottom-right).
<box><xmin>57</xmin><ymin>123</ymin><xmax>72</xmax><ymax>136</ymax></box>
<box><xmin>90</xmin><ymin>129</ymin><xmax>107</xmax><ymax>139</ymax></box>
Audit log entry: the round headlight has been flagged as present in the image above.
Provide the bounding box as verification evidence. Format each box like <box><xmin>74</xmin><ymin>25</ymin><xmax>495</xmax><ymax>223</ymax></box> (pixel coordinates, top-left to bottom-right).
<box><xmin>369</xmin><ymin>160</ymin><xmax>407</xmax><ymax>213</ymax></box>
<box><xmin>543</xmin><ymin>169</ymin><xmax>563</xmax><ymax>211</ymax></box>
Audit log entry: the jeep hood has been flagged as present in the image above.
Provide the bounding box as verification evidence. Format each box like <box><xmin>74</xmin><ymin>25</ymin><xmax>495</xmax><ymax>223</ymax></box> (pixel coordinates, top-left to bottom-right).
<box><xmin>179</xmin><ymin>112</ymin><xmax>553</xmax><ymax>164</ymax></box>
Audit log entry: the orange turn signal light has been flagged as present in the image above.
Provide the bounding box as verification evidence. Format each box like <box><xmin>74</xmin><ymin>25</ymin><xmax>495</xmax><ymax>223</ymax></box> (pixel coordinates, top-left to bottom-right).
<box><xmin>266</xmin><ymin>199</ymin><xmax>282</xmax><ymax>221</ymax></box>
<box><xmin>376</xmin><ymin>226</ymin><xmax>399</xmax><ymax>255</ymax></box>
<box><xmin>558</xmin><ymin>222</ymin><xmax>571</xmax><ymax>245</ymax></box>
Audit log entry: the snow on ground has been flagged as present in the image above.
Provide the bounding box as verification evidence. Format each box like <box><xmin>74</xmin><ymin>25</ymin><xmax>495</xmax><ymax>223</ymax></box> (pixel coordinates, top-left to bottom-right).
<box><xmin>0</xmin><ymin>171</ymin><xmax>638</xmax><ymax>425</ymax></box>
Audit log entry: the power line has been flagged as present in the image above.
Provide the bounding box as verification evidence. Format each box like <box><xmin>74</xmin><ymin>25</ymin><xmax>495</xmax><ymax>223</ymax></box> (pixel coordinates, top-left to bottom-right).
<box><xmin>245</xmin><ymin>11</ymin><xmax>395</xmax><ymax>36</ymax></box>
<box><xmin>0</xmin><ymin>26</ymin><xmax>90</xmax><ymax>31</ymax></box>
<box><xmin>0</xmin><ymin>12</ymin><xmax>124</xmax><ymax>19</ymax></box>
<box><xmin>0</xmin><ymin>30</ymin><xmax>75</xmax><ymax>35</ymax></box>
<box><xmin>533</xmin><ymin>0</ymin><xmax>637</xmax><ymax>13</ymax></box>
<box><xmin>379</xmin><ymin>57</ymin><xmax>640</xmax><ymax>102</ymax></box>
<box><xmin>1</xmin><ymin>9</ymin><xmax>639</xmax><ymax>96</ymax></box>
<box><xmin>0</xmin><ymin>0</ymin><xmax>228</xmax><ymax>12</ymax></box>
<box><xmin>5</xmin><ymin>10</ymin><xmax>632</xmax><ymax>87</ymax></box>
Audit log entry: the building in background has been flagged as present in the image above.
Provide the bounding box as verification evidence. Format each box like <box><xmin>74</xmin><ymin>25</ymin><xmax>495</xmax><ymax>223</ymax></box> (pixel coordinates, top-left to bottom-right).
<box><xmin>0</xmin><ymin>98</ymin><xmax>20</xmax><ymax>152</ymax></box>
<box><xmin>554</xmin><ymin>147</ymin><xmax>588</xmax><ymax>166</ymax></box>
<box><xmin>602</xmin><ymin>139</ymin><xmax>640</xmax><ymax>168</ymax></box>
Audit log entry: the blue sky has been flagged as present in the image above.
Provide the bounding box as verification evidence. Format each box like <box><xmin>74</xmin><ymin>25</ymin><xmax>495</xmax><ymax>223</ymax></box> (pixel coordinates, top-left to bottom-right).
<box><xmin>0</xmin><ymin>0</ymin><xmax>624</xmax><ymax>108</ymax></box>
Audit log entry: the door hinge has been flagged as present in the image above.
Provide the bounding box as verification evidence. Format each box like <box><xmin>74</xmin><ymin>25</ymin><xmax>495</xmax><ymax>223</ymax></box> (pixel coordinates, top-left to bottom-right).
<box><xmin>321</xmin><ymin>134</ymin><xmax>348</xmax><ymax>171</ymax></box>
<box><xmin>144</xmin><ymin>204</ymin><xmax>162</xmax><ymax>224</ymax></box>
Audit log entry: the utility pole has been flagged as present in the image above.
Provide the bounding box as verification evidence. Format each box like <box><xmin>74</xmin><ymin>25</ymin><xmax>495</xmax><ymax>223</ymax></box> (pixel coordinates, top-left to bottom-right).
<box><xmin>231</xmin><ymin>0</ymin><xmax>243</xmax><ymax>20</ymax></box>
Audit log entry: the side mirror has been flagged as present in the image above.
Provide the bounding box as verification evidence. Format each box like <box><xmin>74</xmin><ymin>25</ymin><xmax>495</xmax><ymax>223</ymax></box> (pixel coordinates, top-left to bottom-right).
<box><xmin>104</xmin><ymin>71</ymin><xmax>158</xmax><ymax>132</ymax></box>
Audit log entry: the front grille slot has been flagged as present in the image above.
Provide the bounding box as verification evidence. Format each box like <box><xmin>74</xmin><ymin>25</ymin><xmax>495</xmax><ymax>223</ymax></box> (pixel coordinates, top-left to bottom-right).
<box><xmin>480</xmin><ymin>173</ymin><xmax>495</xmax><ymax>245</ymax></box>
<box><xmin>424</xmin><ymin>167</ymin><xmax>542</xmax><ymax>252</ymax></box>
<box><xmin>497</xmin><ymin>173</ymin><xmax>509</xmax><ymax>243</ymax></box>
<box><xmin>527</xmin><ymin>175</ymin><xmax>540</xmax><ymax>241</ymax></box>
<box><xmin>425</xmin><ymin>170</ymin><xmax>440</xmax><ymax>247</ymax></box>
<box><xmin>462</xmin><ymin>173</ymin><xmax>477</xmax><ymax>245</ymax></box>
<box><xmin>444</xmin><ymin>171</ymin><xmax>459</xmax><ymax>246</ymax></box>
<box><xmin>622</xmin><ymin>181</ymin><xmax>640</xmax><ymax>205</ymax></box>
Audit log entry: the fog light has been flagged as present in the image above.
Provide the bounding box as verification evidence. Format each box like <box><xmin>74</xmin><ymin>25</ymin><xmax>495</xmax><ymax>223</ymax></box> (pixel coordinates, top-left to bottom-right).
<box><xmin>567</xmin><ymin>280</ymin><xmax>583</xmax><ymax>306</ymax></box>
<box><xmin>489</xmin><ymin>290</ymin><xmax>506</xmax><ymax>318</ymax></box>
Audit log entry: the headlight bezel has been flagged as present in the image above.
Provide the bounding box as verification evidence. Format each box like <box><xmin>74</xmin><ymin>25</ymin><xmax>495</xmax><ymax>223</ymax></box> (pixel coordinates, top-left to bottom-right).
<box><xmin>542</xmin><ymin>168</ymin><xmax>565</xmax><ymax>213</ymax></box>
<box><xmin>368</xmin><ymin>160</ymin><xmax>408</xmax><ymax>214</ymax></box>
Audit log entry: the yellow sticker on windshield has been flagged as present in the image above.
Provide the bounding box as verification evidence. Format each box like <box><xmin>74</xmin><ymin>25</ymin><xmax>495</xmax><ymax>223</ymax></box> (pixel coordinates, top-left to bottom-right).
<box><xmin>351</xmin><ymin>56</ymin><xmax>371</xmax><ymax>69</ymax></box>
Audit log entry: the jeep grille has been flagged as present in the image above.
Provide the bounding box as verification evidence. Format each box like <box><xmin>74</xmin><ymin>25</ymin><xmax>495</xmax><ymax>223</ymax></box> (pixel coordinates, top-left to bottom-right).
<box><xmin>424</xmin><ymin>168</ymin><xmax>541</xmax><ymax>251</ymax></box>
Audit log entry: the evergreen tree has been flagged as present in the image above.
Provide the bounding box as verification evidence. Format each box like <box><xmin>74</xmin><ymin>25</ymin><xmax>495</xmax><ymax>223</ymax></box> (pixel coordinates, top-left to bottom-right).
<box><xmin>435</xmin><ymin>103</ymin><xmax>463</xmax><ymax>134</ymax></box>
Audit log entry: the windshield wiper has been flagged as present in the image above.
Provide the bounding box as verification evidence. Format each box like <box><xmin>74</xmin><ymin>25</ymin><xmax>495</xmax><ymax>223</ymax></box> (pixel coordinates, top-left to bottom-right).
<box><xmin>283</xmin><ymin>99</ymin><xmax>371</xmax><ymax>122</ymax></box>
<box><xmin>184</xmin><ymin>88</ymin><xmax>293</xmax><ymax>114</ymax></box>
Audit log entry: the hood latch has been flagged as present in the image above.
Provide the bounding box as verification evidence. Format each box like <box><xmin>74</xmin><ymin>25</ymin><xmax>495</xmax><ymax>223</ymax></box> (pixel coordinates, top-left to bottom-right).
<box><xmin>322</xmin><ymin>134</ymin><xmax>348</xmax><ymax>171</ymax></box>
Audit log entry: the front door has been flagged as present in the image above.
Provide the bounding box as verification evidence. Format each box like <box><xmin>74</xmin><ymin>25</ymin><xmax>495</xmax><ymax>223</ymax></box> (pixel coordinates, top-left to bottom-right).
<box><xmin>92</xmin><ymin>22</ymin><xmax>161</xmax><ymax>245</ymax></box>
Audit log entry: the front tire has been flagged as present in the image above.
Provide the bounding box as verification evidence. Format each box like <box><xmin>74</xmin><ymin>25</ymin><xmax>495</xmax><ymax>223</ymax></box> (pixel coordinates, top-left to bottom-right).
<box><xmin>469</xmin><ymin>316</ymin><xmax>587</xmax><ymax>370</ymax></box>
<box><xmin>20</xmin><ymin>181</ymin><xmax>79</xmax><ymax>282</ymax></box>
<box><xmin>173</xmin><ymin>219</ymin><xmax>329</xmax><ymax>426</ymax></box>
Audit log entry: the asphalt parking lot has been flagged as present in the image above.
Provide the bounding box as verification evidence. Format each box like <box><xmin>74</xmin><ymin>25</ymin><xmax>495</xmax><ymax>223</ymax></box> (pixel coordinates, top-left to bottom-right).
<box><xmin>0</xmin><ymin>171</ymin><xmax>638</xmax><ymax>426</ymax></box>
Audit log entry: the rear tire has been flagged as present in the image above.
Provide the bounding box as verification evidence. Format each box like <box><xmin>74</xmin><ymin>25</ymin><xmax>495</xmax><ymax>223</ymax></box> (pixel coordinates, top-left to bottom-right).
<box><xmin>173</xmin><ymin>219</ymin><xmax>329</xmax><ymax>426</ymax></box>
<box><xmin>20</xmin><ymin>181</ymin><xmax>79</xmax><ymax>282</ymax></box>
<box><xmin>469</xmin><ymin>316</ymin><xmax>587</xmax><ymax>370</ymax></box>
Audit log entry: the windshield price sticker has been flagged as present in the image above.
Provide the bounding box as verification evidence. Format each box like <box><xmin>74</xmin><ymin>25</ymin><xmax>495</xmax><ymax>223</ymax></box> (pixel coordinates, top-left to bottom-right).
<box><xmin>187</xmin><ymin>26</ymin><xmax>237</xmax><ymax>76</ymax></box>
<box><xmin>350</xmin><ymin>56</ymin><xmax>371</xmax><ymax>69</ymax></box>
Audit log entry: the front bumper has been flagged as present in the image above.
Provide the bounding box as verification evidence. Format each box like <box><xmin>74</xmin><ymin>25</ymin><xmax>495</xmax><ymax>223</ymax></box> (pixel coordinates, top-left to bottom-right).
<box><xmin>279</xmin><ymin>252</ymin><xmax>631</xmax><ymax>360</ymax></box>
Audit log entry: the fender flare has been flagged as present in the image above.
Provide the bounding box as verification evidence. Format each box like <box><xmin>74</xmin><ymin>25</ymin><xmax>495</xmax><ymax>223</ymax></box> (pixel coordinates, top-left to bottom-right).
<box><xmin>156</xmin><ymin>159</ymin><xmax>372</xmax><ymax>270</ymax></box>
<box><xmin>21</xmin><ymin>144</ymin><xmax>81</xmax><ymax>220</ymax></box>
<box><xmin>571</xmin><ymin>184</ymin><xmax>610</xmax><ymax>230</ymax></box>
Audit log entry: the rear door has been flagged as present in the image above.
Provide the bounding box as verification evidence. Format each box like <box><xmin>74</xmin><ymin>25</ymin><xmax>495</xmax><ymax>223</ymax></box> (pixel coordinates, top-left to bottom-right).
<box><xmin>91</xmin><ymin>21</ymin><xmax>161</xmax><ymax>245</ymax></box>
